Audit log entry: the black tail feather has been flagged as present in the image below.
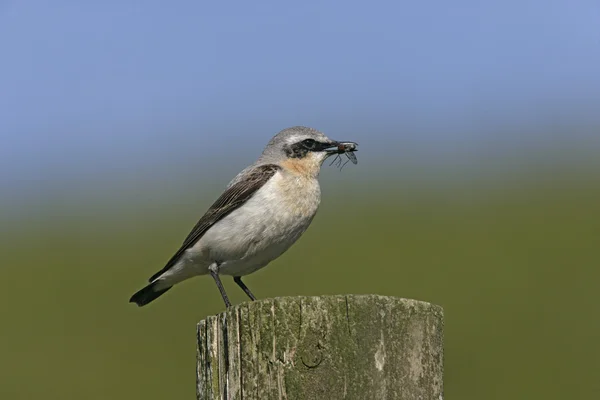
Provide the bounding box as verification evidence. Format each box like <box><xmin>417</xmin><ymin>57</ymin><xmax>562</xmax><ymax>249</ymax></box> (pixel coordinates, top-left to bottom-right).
<box><xmin>129</xmin><ymin>282</ymin><xmax>172</xmax><ymax>307</ymax></box>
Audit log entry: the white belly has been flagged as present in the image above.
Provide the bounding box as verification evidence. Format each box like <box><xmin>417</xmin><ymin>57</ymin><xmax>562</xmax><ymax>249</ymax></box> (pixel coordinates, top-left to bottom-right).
<box><xmin>162</xmin><ymin>171</ymin><xmax>321</xmax><ymax>283</ymax></box>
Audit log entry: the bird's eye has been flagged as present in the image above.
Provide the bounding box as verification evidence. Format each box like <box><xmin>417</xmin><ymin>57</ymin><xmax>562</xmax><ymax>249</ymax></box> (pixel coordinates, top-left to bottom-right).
<box><xmin>302</xmin><ymin>139</ymin><xmax>317</xmax><ymax>149</ymax></box>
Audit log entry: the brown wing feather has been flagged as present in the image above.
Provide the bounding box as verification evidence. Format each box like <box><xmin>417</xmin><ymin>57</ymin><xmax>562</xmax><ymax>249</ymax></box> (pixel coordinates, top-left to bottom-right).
<box><xmin>148</xmin><ymin>164</ymin><xmax>280</xmax><ymax>282</ymax></box>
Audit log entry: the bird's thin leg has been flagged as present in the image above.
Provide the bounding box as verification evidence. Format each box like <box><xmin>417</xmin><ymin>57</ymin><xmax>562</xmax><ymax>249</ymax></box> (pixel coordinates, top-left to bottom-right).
<box><xmin>234</xmin><ymin>276</ymin><xmax>256</xmax><ymax>301</ymax></box>
<box><xmin>209</xmin><ymin>264</ymin><xmax>231</xmax><ymax>308</ymax></box>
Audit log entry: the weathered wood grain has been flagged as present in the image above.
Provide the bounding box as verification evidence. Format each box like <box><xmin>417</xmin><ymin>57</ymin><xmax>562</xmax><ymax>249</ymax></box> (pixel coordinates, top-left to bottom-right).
<box><xmin>197</xmin><ymin>295</ymin><xmax>443</xmax><ymax>400</ymax></box>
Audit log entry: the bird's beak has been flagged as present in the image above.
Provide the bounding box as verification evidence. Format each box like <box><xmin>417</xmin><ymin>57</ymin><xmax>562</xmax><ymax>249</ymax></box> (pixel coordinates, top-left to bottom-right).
<box><xmin>325</xmin><ymin>141</ymin><xmax>359</xmax><ymax>164</ymax></box>
<box><xmin>325</xmin><ymin>141</ymin><xmax>358</xmax><ymax>155</ymax></box>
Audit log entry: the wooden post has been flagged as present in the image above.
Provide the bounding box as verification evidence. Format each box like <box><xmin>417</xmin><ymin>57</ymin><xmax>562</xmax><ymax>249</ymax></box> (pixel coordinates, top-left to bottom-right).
<box><xmin>197</xmin><ymin>295</ymin><xmax>443</xmax><ymax>400</ymax></box>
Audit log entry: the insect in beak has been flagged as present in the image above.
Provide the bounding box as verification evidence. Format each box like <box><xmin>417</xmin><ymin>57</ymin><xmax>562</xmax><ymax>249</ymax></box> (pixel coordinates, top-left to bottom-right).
<box><xmin>326</xmin><ymin>141</ymin><xmax>358</xmax><ymax>169</ymax></box>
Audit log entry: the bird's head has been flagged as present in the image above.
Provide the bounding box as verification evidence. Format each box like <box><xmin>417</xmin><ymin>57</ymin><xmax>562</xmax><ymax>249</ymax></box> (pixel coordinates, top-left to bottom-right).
<box><xmin>259</xmin><ymin>126</ymin><xmax>358</xmax><ymax>176</ymax></box>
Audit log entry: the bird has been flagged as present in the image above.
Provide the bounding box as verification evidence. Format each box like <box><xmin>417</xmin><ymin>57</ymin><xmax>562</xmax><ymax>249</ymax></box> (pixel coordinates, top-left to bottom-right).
<box><xmin>129</xmin><ymin>126</ymin><xmax>358</xmax><ymax>308</ymax></box>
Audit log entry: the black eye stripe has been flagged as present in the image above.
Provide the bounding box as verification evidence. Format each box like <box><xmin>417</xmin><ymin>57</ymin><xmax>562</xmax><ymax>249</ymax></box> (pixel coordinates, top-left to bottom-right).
<box><xmin>285</xmin><ymin>139</ymin><xmax>331</xmax><ymax>158</ymax></box>
<box><xmin>302</xmin><ymin>139</ymin><xmax>329</xmax><ymax>151</ymax></box>
<box><xmin>302</xmin><ymin>139</ymin><xmax>317</xmax><ymax>149</ymax></box>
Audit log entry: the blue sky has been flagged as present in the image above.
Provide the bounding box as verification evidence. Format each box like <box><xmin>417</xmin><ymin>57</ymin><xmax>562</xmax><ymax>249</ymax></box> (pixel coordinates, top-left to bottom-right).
<box><xmin>1</xmin><ymin>1</ymin><xmax>600</xmax><ymax>199</ymax></box>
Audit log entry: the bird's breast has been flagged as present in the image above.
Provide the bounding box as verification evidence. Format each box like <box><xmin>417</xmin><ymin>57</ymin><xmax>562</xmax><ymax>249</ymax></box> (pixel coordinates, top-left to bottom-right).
<box><xmin>190</xmin><ymin>171</ymin><xmax>321</xmax><ymax>271</ymax></box>
<box><xmin>272</xmin><ymin>170</ymin><xmax>321</xmax><ymax>220</ymax></box>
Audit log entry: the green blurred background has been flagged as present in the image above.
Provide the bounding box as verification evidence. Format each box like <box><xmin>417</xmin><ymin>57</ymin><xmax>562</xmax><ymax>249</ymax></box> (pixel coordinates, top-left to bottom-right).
<box><xmin>3</xmin><ymin>2</ymin><xmax>600</xmax><ymax>399</ymax></box>
<box><xmin>2</xmin><ymin>161</ymin><xmax>599</xmax><ymax>399</ymax></box>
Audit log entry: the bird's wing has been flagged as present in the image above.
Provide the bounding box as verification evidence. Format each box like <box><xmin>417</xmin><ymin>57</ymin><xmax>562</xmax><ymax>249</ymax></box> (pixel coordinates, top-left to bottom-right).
<box><xmin>148</xmin><ymin>164</ymin><xmax>281</xmax><ymax>282</ymax></box>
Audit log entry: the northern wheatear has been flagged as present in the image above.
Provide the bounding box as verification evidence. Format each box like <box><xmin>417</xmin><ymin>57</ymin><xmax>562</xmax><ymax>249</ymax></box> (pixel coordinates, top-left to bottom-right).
<box><xmin>129</xmin><ymin>126</ymin><xmax>358</xmax><ymax>308</ymax></box>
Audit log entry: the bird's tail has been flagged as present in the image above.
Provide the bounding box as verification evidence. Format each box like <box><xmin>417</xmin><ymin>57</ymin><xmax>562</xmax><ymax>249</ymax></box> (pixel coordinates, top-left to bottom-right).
<box><xmin>129</xmin><ymin>281</ymin><xmax>172</xmax><ymax>307</ymax></box>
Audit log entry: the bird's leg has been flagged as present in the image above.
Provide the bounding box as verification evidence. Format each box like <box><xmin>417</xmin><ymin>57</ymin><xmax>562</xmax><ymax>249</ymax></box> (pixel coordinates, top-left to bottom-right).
<box><xmin>234</xmin><ymin>276</ymin><xmax>257</xmax><ymax>301</ymax></box>
<box><xmin>209</xmin><ymin>263</ymin><xmax>231</xmax><ymax>308</ymax></box>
